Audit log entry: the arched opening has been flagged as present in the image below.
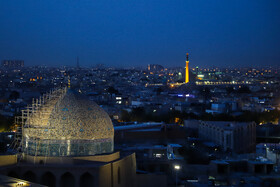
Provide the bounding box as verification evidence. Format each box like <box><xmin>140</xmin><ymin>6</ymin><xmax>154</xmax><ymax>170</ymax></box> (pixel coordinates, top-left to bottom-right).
<box><xmin>79</xmin><ymin>146</ymin><xmax>85</xmax><ymax>155</ymax></box>
<box><xmin>60</xmin><ymin>146</ymin><xmax>67</xmax><ymax>156</ymax></box>
<box><xmin>60</xmin><ymin>172</ymin><xmax>75</xmax><ymax>187</ymax></box>
<box><xmin>80</xmin><ymin>172</ymin><xmax>94</xmax><ymax>187</ymax></box>
<box><xmin>41</xmin><ymin>172</ymin><xmax>56</xmax><ymax>187</ymax></box>
<box><xmin>23</xmin><ymin>170</ymin><xmax>37</xmax><ymax>183</ymax></box>
<box><xmin>7</xmin><ymin>171</ymin><xmax>19</xmax><ymax>178</ymax></box>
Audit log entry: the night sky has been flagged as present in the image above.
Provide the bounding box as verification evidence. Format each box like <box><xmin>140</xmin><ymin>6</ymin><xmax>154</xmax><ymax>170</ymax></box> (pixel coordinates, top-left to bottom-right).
<box><xmin>0</xmin><ymin>0</ymin><xmax>280</xmax><ymax>68</ymax></box>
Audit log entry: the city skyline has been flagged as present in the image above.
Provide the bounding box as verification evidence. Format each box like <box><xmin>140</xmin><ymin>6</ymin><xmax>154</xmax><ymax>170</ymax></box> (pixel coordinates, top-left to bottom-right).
<box><xmin>0</xmin><ymin>1</ymin><xmax>280</xmax><ymax>185</ymax></box>
<box><xmin>0</xmin><ymin>1</ymin><xmax>280</xmax><ymax>67</ymax></box>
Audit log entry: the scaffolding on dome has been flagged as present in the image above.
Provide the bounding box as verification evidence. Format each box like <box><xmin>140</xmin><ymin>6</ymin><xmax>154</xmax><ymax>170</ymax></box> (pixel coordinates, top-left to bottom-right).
<box><xmin>8</xmin><ymin>87</ymin><xmax>67</xmax><ymax>160</ymax></box>
<box><xmin>10</xmin><ymin>86</ymin><xmax>114</xmax><ymax>163</ymax></box>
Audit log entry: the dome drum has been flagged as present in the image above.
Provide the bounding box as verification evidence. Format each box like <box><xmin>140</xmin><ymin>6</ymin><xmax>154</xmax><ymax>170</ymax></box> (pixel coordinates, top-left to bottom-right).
<box><xmin>23</xmin><ymin>138</ymin><xmax>113</xmax><ymax>156</ymax></box>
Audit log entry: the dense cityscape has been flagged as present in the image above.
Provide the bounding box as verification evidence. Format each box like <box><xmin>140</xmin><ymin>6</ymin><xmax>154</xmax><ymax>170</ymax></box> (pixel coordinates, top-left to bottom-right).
<box><xmin>0</xmin><ymin>59</ymin><xmax>280</xmax><ymax>186</ymax></box>
<box><xmin>1</xmin><ymin>0</ymin><xmax>280</xmax><ymax>187</ymax></box>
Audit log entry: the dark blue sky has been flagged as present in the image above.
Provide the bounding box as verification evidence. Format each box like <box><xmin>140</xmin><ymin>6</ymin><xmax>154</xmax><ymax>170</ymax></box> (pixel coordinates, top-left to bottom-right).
<box><xmin>0</xmin><ymin>0</ymin><xmax>279</xmax><ymax>68</ymax></box>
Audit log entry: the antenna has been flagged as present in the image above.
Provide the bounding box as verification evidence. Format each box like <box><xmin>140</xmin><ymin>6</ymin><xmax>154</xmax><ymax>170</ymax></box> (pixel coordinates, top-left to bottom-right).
<box><xmin>77</xmin><ymin>56</ymin><xmax>80</xmax><ymax>69</ymax></box>
<box><xmin>68</xmin><ymin>75</ymin><xmax>71</xmax><ymax>88</ymax></box>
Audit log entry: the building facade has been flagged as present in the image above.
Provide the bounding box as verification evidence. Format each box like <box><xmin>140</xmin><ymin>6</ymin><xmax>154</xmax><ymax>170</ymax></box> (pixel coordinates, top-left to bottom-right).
<box><xmin>199</xmin><ymin>121</ymin><xmax>256</xmax><ymax>153</ymax></box>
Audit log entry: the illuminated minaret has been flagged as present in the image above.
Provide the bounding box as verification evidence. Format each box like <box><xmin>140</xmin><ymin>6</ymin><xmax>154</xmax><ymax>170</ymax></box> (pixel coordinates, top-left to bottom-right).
<box><xmin>185</xmin><ymin>53</ymin><xmax>189</xmax><ymax>83</ymax></box>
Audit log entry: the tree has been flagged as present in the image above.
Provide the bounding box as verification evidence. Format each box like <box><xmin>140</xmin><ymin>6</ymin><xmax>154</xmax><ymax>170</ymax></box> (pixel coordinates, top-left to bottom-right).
<box><xmin>131</xmin><ymin>107</ymin><xmax>146</xmax><ymax>122</ymax></box>
<box><xmin>9</xmin><ymin>91</ymin><xmax>20</xmax><ymax>100</ymax></box>
<box><xmin>155</xmin><ymin>87</ymin><xmax>163</xmax><ymax>95</ymax></box>
<box><xmin>120</xmin><ymin>110</ymin><xmax>131</xmax><ymax>122</ymax></box>
<box><xmin>107</xmin><ymin>86</ymin><xmax>118</xmax><ymax>94</ymax></box>
<box><xmin>0</xmin><ymin>115</ymin><xmax>13</xmax><ymax>132</ymax></box>
<box><xmin>237</xmin><ymin>86</ymin><xmax>251</xmax><ymax>93</ymax></box>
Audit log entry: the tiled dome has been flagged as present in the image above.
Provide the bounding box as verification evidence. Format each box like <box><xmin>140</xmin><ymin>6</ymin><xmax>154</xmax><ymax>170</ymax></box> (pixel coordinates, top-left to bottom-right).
<box><xmin>23</xmin><ymin>89</ymin><xmax>114</xmax><ymax>156</ymax></box>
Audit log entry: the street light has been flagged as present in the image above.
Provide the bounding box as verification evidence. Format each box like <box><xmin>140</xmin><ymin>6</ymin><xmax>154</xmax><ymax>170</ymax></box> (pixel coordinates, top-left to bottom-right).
<box><xmin>174</xmin><ymin>164</ymin><xmax>181</xmax><ymax>187</ymax></box>
<box><xmin>174</xmin><ymin>165</ymin><xmax>180</xmax><ymax>170</ymax></box>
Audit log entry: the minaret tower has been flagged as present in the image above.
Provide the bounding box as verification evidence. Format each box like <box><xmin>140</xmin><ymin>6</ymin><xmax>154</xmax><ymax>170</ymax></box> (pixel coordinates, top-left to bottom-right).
<box><xmin>185</xmin><ymin>53</ymin><xmax>189</xmax><ymax>84</ymax></box>
<box><xmin>68</xmin><ymin>75</ymin><xmax>71</xmax><ymax>88</ymax></box>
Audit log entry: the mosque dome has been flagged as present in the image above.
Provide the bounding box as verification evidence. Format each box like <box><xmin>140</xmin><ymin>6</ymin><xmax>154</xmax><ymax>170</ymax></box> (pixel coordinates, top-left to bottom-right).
<box><xmin>22</xmin><ymin>88</ymin><xmax>114</xmax><ymax>157</ymax></box>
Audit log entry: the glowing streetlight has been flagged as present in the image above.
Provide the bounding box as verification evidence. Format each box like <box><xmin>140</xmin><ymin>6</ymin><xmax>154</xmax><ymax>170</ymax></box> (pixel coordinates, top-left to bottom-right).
<box><xmin>174</xmin><ymin>165</ymin><xmax>181</xmax><ymax>170</ymax></box>
<box><xmin>174</xmin><ymin>164</ymin><xmax>181</xmax><ymax>187</ymax></box>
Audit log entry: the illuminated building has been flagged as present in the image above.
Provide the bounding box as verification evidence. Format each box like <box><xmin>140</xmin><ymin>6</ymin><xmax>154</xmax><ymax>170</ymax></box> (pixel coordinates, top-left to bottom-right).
<box><xmin>0</xmin><ymin>88</ymin><xmax>136</xmax><ymax>187</ymax></box>
<box><xmin>22</xmin><ymin>88</ymin><xmax>114</xmax><ymax>156</ymax></box>
<box><xmin>147</xmin><ymin>64</ymin><xmax>164</xmax><ymax>72</ymax></box>
<box><xmin>185</xmin><ymin>53</ymin><xmax>189</xmax><ymax>84</ymax></box>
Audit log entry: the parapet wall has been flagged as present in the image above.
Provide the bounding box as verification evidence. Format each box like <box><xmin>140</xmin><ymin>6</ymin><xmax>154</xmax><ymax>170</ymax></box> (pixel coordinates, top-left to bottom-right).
<box><xmin>0</xmin><ymin>155</ymin><xmax>17</xmax><ymax>167</ymax></box>
<box><xmin>23</xmin><ymin>151</ymin><xmax>120</xmax><ymax>165</ymax></box>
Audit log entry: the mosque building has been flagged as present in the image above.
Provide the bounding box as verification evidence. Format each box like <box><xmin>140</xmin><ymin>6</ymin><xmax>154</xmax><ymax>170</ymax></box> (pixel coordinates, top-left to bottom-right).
<box><xmin>23</xmin><ymin>88</ymin><xmax>114</xmax><ymax>157</ymax></box>
<box><xmin>0</xmin><ymin>87</ymin><xmax>136</xmax><ymax>187</ymax></box>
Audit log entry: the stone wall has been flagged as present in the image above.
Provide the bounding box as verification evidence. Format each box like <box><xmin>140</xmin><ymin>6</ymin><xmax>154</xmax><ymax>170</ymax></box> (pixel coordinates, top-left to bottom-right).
<box><xmin>0</xmin><ymin>155</ymin><xmax>17</xmax><ymax>167</ymax></box>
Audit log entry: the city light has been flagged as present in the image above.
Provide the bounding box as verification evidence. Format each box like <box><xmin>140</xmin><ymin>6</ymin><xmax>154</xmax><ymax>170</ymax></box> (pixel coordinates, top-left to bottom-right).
<box><xmin>174</xmin><ymin>164</ymin><xmax>181</xmax><ymax>170</ymax></box>
<box><xmin>0</xmin><ymin>1</ymin><xmax>279</xmax><ymax>186</ymax></box>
